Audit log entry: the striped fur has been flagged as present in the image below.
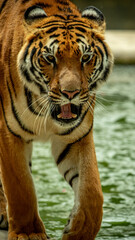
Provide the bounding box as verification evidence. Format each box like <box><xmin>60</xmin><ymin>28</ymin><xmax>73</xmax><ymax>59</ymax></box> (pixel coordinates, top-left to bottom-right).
<box><xmin>0</xmin><ymin>0</ymin><xmax>113</xmax><ymax>239</ymax></box>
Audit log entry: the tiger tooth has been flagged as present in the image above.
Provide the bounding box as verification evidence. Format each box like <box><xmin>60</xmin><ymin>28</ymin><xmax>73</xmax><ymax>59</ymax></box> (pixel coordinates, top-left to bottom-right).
<box><xmin>57</xmin><ymin>113</ymin><xmax>77</xmax><ymax>119</ymax></box>
<box><xmin>72</xmin><ymin>113</ymin><xmax>77</xmax><ymax>118</ymax></box>
<box><xmin>57</xmin><ymin>113</ymin><xmax>62</xmax><ymax>119</ymax></box>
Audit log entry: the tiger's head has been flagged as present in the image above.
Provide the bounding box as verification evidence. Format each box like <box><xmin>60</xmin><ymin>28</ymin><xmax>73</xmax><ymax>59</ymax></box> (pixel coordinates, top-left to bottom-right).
<box><xmin>17</xmin><ymin>4</ymin><xmax>113</xmax><ymax>127</ymax></box>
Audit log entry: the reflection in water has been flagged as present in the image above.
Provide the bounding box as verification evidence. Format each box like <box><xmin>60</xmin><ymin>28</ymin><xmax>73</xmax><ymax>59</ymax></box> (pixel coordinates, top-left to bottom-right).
<box><xmin>32</xmin><ymin>66</ymin><xmax>135</xmax><ymax>240</ymax></box>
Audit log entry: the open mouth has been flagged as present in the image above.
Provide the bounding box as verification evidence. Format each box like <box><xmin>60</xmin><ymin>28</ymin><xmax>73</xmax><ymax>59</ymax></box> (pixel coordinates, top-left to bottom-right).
<box><xmin>51</xmin><ymin>103</ymin><xmax>82</xmax><ymax>123</ymax></box>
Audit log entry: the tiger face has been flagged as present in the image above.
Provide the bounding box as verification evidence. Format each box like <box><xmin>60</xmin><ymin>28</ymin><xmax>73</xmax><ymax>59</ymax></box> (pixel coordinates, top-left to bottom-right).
<box><xmin>18</xmin><ymin>5</ymin><xmax>113</xmax><ymax>127</ymax></box>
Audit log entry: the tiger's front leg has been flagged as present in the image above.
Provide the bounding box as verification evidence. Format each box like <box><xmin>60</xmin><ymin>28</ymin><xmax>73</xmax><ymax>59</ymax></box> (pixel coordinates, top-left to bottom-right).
<box><xmin>52</xmin><ymin>130</ymin><xmax>103</xmax><ymax>240</ymax></box>
<box><xmin>0</xmin><ymin>129</ymin><xmax>47</xmax><ymax>240</ymax></box>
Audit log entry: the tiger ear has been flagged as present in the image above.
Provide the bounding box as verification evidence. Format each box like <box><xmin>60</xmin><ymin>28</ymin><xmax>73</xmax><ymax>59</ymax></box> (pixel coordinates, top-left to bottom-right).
<box><xmin>24</xmin><ymin>5</ymin><xmax>47</xmax><ymax>24</ymax></box>
<box><xmin>82</xmin><ymin>6</ymin><xmax>106</xmax><ymax>33</ymax></box>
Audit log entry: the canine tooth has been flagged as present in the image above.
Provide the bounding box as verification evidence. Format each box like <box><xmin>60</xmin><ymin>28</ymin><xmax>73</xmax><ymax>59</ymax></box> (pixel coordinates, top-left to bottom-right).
<box><xmin>72</xmin><ymin>113</ymin><xmax>77</xmax><ymax>118</ymax></box>
<box><xmin>57</xmin><ymin>113</ymin><xmax>62</xmax><ymax>119</ymax></box>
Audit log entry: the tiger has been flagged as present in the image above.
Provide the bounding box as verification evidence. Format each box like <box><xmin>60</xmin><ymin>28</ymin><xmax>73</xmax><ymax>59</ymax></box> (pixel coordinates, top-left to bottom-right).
<box><xmin>0</xmin><ymin>0</ymin><xmax>113</xmax><ymax>239</ymax></box>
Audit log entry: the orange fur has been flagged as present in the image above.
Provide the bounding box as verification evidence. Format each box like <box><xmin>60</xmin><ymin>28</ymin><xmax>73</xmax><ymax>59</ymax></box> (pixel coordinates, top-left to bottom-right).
<box><xmin>0</xmin><ymin>0</ymin><xmax>113</xmax><ymax>239</ymax></box>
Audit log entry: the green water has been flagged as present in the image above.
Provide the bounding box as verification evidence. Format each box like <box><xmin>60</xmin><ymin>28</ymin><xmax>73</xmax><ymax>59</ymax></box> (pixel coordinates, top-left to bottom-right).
<box><xmin>32</xmin><ymin>65</ymin><xmax>135</xmax><ymax>240</ymax></box>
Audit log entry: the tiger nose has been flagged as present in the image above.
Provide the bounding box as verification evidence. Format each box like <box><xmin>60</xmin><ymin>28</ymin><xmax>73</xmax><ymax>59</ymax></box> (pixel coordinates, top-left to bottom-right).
<box><xmin>62</xmin><ymin>90</ymin><xmax>80</xmax><ymax>99</ymax></box>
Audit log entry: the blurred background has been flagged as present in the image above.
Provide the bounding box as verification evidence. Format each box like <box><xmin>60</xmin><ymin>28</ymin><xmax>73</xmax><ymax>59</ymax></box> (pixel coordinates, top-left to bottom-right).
<box><xmin>73</xmin><ymin>0</ymin><xmax>135</xmax><ymax>30</ymax></box>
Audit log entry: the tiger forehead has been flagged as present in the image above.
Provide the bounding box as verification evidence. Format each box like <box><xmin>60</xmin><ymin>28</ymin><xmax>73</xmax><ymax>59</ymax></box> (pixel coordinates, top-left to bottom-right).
<box><xmin>33</xmin><ymin>21</ymin><xmax>92</xmax><ymax>48</ymax></box>
<box><xmin>31</xmin><ymin>13</ymin><xmax>92</xmax><ymax>31</ymax></box>
<box><xmin>35</xmin><ymin>27</ymin><xmax>92</xmax><ymax>56</ymax></box>
<box><xmin>36</xmin><ymin>23</ymin><xmax>91</xmax><ymax>40</ymax></box>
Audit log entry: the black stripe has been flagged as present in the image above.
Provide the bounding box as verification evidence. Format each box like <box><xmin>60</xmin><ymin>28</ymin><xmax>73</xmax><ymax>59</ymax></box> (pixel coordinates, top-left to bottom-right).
<box><xmin>35</xmin><ymin>82</ymin><xmax>47</xmax><ymax>94</ymax></box>
<box><xmin>30</xmin><ymin>47</ymin><xmax>37</xmax><ymax>67</ymax></box>
<box><xmin>39</xmin><ymin>21</ymin><xmax>65</xmax><ymax>28</ymax></box>
<box><xmin>57</xmin><ymin>122</ymin><xmax>93</xmax><ymax>165</ymax></box>
<box><xmin>94</xmin><ymin>55</ymin><xmax>97</xmax><ymax>67</ymax></box>
<box><xmin>7</xmin><ymin>81</ymin><xmax>35</xmax><ymax>135</ymax></box>
<box><xmin>69</xmin><ymin>174</ymin><xmax>79</xmax><ymax>187</ymax></box>
<box><xmin>38</xmin><ymin>23</ymin><xmax>66</xmax><ymax>30</ymax></box>
<box><xmin>97</xmin><ymin>37</ymin><xmax>108</xmax><ymax>59</ymax></box>
<box><xmin>24</xmin><ymin>39</ymin><xmax>34</xmax><ymax>62</ymax></box>
<box><xmin>8</xmin><ymin>68</ymin><xmax>17</xmax><ymax>97</ymax></box>
<box><xmin>53</xmin><ymin>14</ymin><xmax>66</xmax><ymax>20</ymax></box>
<box><xmin>22</xmin><ymin>68</ymin><xmax>33</xmax><ymax>82</ymax></box>
<box><xmin>69</xmin><ymin>23</ymin><xmax>89</xmax><ymax>29</ymax></box>
<box><xmin>38</xmin><ymin>21</ymin><xmax>90</xmax><ymax>30</ymax></box>
<box><xmin>76</xmin><ymin>39</ymin><xmax>86</xmax><ymax>45</ymax></box>
<box><xmin>24</xmin><ymin>87</ymin><xmax>39</xmax><ymax>115</ymax></box>
<box><xmin>75</xmin><ymin>27</ymin><xmax>86</xmax><ymax>33</ymax></box>
<box><xmin>22</xmin><ymin>0</ymin><xmax>31</xmax><ymax>3</ymax></box>
<box><xmin>41</xmin><ymin>20</ymin><xmax>90</xmax><ymax>29</ymax></box>
<box><xmin>57</xmin><ymin>6</ymin><xmax>63</xmax><ymax>11</ymax></box>
<box><xmin>25</xmin><ymin>86</ymin><xmax>47</xmax><ymax>113</ymax></box>
<box><xmin>92</xmin><ymin>45</ymin><xmax>104</xmax><ymax>81</ymax></box>
<box><xmin>67</xmin><ymin>20</ymin><xmax>90</xmax><ymax>25</ymax></box>
<box><xmin>26</xmin><ymin>61</ymin><xmax>47</xmax><ymax>92</ymax></box>
<box><xmin>96</xmin><ymin>45</ymin><xmax>104</xmax><ymax>72</ymax></box>
<box><xmin>91</xmin><ymin>41</ymin><xmax>95</xmax><ymax>47</ymax></box>
<box><xmin>36</xmin><ymin>3</ymin><xmax>52</xmax><ymax>8</ymax></box>
<box><xmin>0</xmin><ymin>0</ymin><xmax>8</xmax><ymax>14</ymax></box>
<box><xmin>57</xmin><ymin>144</ymin><xmax>71</xmax><ymax>165</ymax></box>
<box><xmin>49</xmin><ymin>33</ymin><xmax>60</xmax><ymax>38</ymax></box>
<box><xmin>29</xmin><ymin>46</ymin><xmax>43</xmax><ymax>84</ymax></box>
<box><xmin>64</xmin><ymin>168</ymin><xmax>71</xmax><ymax>179</ymax></box>
<box><xmin>0</xmin><ymin>96</ymin><xmax>22</xmax><ymax>139</ymax></box>
<box><xmin>56</xmin><ymin>0</ymin><xmax>69</xmax><ymax>6</ymax></box>
<box><xmin>100</xmin><ymin>63</ymin><xmax>111</xmax><ymax>81</ymax></box>
<box><xmin>39</xmin><ymin>41</ymin><xmax>43</xmax><ymax>48</ymax></box>
<box><xmin>46</xmin><ymin>27</ymin><xmax>58</xmax><ymax>34</ymax></box>
<box><xmin>96</xmin><ymin>45</ymin><xmax>104</xmax><ymax>61</ymax></box>
<box><xmin>75</xmin><ymin>122</ymin><xmax>93</xmax><ymax>143</ymax></box>
<box><xmin>75</xmin><ymin>33</ymin><xmax>85</xmax><ymax>38</ymax></box>
<box><xmin>50</xmin><ymin>39</ymin><xmax>59</xmax><ymax>47</ymax></box>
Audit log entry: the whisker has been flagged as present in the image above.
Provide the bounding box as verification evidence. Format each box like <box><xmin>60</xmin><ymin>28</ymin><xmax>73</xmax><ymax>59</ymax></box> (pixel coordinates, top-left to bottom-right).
<box><xmin>25</xmin><ymin>97</ymin><xmax>49</xmax><ymax>123</ymax></box>
<box><xmin>38</xmin><ymin>100</ymin><xmax>50</xmax><ymax>135</ymax></box>
<box><xmin>21</xmin><ymin>95</ymin><xmax>47</xmax><ymax>117</ymax></box>
<box><xmin>33</xmin><ymin>98</ymin><xmax>49</xmax><ymax>134</ymax></box>
<box><xmin>86</xmin><ymin>100</ymin><xmax>94</xmax><ymax>117</ymax></box>
<box><xmin>42</xmin><ymin>101</ymin><xmax>51</xmax><ymax>134</ymax></box>
<box><xmin>90</xmin><ymin>88</ymin><xmax>119</xmax><ymax>96</ymax></box>
<box><xmin>96</xmin><ymin>94</ymin><xmax>123</xmax><ymax>104</ymax></box>
<box><xmin>89</xmin><ymin>95</ymin><xmax>108</xmax><ymax>115</ymax></box>
<box><xmin>43</xmin><ymin>102</ymin><xmax>52</xmax><ymax>134</ymax></box>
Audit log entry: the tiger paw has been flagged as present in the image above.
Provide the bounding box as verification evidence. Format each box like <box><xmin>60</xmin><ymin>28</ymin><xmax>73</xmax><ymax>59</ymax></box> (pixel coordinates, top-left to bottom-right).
<box><xmin>62</xmin><ymin>206</ymin><xmax>102</xmax><ymax>240</ymax></box>
<box><xmin>8</xmin><ymin>216</ymin><xmax>49</xmax><ymax>240</ymax></box>
<box><xmin>8</xmin><ymin>232</ymin><xmax>48</xmax><ymax>240</ymax></box>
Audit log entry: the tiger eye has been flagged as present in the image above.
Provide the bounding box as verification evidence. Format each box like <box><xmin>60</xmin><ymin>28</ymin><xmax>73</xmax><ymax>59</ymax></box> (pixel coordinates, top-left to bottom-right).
<box><xmin>45</xmin><ymin>55</ymin><xmax>56</xmax><ymax>64</ymax></box>
<box><xmin>81</xmin><ymin>54</ymin><xmax>92</xmax><ymax>64</ymax></box>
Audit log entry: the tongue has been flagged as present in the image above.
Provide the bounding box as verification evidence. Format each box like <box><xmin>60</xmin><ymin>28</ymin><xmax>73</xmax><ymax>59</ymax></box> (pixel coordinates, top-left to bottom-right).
<box><xmin>57</xmin><ymin>104</ymin><xmax>77</xmax><ymax>119</ymax></box>
<box><xmin>60</xmin><ymin>103</ymin><xmax>73</xmax><ymax>119</ymax></box>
